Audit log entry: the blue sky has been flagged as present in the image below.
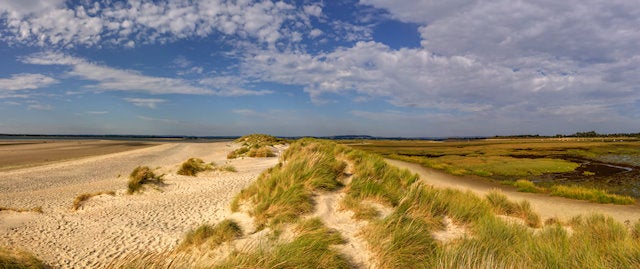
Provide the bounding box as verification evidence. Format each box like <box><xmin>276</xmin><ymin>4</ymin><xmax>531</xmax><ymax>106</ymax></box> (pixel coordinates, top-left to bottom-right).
<box><xmin>1</xmin><ymin>0</ymin><xmax>639</xmax><ymax>137</ymax></box>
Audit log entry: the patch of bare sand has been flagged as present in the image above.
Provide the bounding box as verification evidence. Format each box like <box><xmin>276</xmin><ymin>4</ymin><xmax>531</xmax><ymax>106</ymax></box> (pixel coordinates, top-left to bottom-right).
<box><xmin>0</xmin><ymin>142</ymin><xmax>278</xmax><ymax>268</ymax></box>
<box><xmin>386</xmin><ymin>158</ymin><xmax>640</xmax><ymax>224</ymax></box>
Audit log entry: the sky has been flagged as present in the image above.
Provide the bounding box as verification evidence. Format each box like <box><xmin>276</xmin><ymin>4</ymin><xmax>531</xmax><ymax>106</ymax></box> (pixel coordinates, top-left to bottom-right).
<box><xmin>0</xmin><ymin>0</ymin><xmax>639</xmax><ymax>137</ymax></box>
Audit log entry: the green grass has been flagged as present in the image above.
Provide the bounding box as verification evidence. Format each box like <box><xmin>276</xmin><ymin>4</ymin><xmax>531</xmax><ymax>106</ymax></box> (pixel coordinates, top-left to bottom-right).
<box><xmin>342</xmin><ymin>149</ymin><xmax>419</xmax><ymax>213</ymax></box>
<box><xmin>214</xmin><ymin>218</ymin><xmax>350</xmax><ymax>269</ymax></box>
<box><xmin>232</xmin><ymin>139</ymin><xmax>345</xmax><ymax>227</ymax></box>
<box><xmin>127</xmin><ymin>166</ymin><xmax>164</xmax><ymax>194</ymax></box>
<box><xmin>177</xmin><ymin>158</ymin><xmax>213</xmax><ymax>176</ymax></box>
<box><xmin>394</xmin><ymin>154</ymin><xmax>579</xmax><ymax>178</ymax></box>
<box><xmin>121</xmin><ymin>138</ymin><xmax>640</xmax><ymax>268</ymax></box>
<box><xmin>178</xmin><ymin>219</ymin><xmax>242</xmax><ymax>251</ymax></box>
<box><xmin>72</xmin><ymin>191</ymin><xmax>116</xmax><ymax>210</ymax></box>
<box><xmin>485</xmin><ymin>190</ymin><xmax>541</xmax><ymax>227</ymax></box>
<box><xmin>550</xmin><ymin>185</ymin><xmax>635</xmax><ymax>205</ymax></box>
<box><xmin>0</xmin><ymin>247</ymin><xmax>46</xmax><ymax>269</ymax></box>
<box><xmin>227</xmin><ymin>134</ymin><xmax>285</xmax><ymax>159</ymax></box>
<box><xmin>513</xmin><ymin>179</ymin><xmax>545</xmax><ymax>193</ymax></box>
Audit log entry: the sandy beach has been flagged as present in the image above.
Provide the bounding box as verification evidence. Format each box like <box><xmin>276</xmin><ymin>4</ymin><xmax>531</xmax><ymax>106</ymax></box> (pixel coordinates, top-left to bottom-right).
<box><xmin>0</xmin><ymin>141</ymin><xmax>278</xmax><ymax>268</ymax></box>
<box><xmin>0</xmin><ymin>140</ymin><xmax>155</xmax><ymax>171</ymax></box>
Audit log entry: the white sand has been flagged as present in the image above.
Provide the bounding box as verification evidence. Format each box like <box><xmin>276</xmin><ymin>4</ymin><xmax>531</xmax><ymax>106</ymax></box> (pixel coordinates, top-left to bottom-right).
<box><xmin>0</xmin><ymin>142</ymin><xmax>278</xmax><ymax>268</ymax></box>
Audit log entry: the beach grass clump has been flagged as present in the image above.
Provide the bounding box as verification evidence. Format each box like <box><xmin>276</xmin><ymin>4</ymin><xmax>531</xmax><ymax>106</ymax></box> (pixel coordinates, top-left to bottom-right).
<box><xmin>247</xmin><ymin>147</ymin><xmax>276</xmax><ymax>157</ymax></box>
<box><xmin>227</xmin><ymin>134</ymin><xmax>285</xmax><ymax>159</ymax></box>
<box><xmin>215</xmin><ymin>218</ymin><xmax>350</xmax><ymax>268</ymax></box>
<box><xmin>178</xmin><ymin>219</ymin><xmax>242</xmax><ymax>251</ymax></box>
<box><xmin>72</xmin><ymin>191</ymin><xmax>116</xmax><ymax>210</ymax></box>
<box><xmin>513</xmin><ymin>179</ymin><xmax>545</xmax><ymax>193</ymax></box>
<box><xmin>127</xmin><ymin>166</ymin><xmax>164</xmax><ymax>194</ymax></box>
<box><xmin>485</xmin><ymin>190</ymin><xmax>541</xmax><ymax>227</ymax></box>
<box><xmin>550</xmin><ymin>185</ymin><xmax>634</xmax><ymax>204</ymax></box>
<box><xmin>177</xmin><ymin>158</ymin><xmax>213</xmax><ymax>176</ymax></box>
<box><xmin>232</xmin><ymin>139</ymin><xmax>345</xmax><ymax>227</ymax></box>
<box><xmin>217</xmin><ymin>165</ymin><xmax>237</xmax><ymax>172</ymax></box>
<box><xmin>0</xmin><ymin>247</ymin><xmax>46</xmax><ymax>269</ymax></box>
<box><xmin>344</xmin><ymin>149</ymin><xmax>419</xmax><ymax>208</ymax></box>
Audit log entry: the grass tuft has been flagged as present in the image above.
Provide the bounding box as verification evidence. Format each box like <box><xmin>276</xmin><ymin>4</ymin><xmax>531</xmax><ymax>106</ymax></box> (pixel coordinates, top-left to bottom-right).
<box><xmin>0</xmin><ymin>247</ymin><xmax>46</xmax><ymax>269</ymax></box>
<box><xmin>215</xmin><ymin>218</ymin><xmax>350</xmax><ymax>268</ymax></box>
<box><xmin>232</xmin><ymin>140</ymin><xmax>345</xmax><ymax>227</ymax></box>
<box><xmin>513</xmin><ymin>179</ymin><xmax>545</xmax><ymax>193</ymax></box>
<box><xmin>178</xmin><ymin>219</ymin><xmax>242</xmax><ymax>251</ymax></box>
<box><xmin>177</xmin><ymin>158</ymin><xmax>213</xmax><ymax>176</ymax></box>
<box><xmin>485</xmin><ymin>190</ymin><xmax>541</xmax><ymax>228</ymax></box>
<box><xmin>127</xmin><ymin>166</ymin><xmax>164</xmax><ymax>194</ymax></box>
<box><xmin>227</xmin><ymin>134</ymin><xmax>285</xmax><ymax>159</ymax></box>
<box><xmin>72</xmin><ymin>191</ymin><xmax>116</xmax><ymax>210</ymax></box>
<box><xmin>550</xmin><ymin>185</ymin><xmax>635</xmax><ymax>205</ymax></box>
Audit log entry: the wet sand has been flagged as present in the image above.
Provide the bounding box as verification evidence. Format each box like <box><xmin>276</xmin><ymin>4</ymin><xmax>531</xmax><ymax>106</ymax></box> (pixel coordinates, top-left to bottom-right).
<box><xmin>0</xmin><ymin>140</ymin><xmax>155</xmax><ymax>171</ymax></box>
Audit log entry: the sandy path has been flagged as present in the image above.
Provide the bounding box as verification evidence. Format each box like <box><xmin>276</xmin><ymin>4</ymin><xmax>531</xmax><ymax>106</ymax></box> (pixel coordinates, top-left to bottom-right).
<box><xmin>0</xmin><ymin>142</ymin><xmax>278</xmax><ymax>268</ymax></box>
<box><xmin>386</xmin><ymin>159</ymin><xmax>640</xmax><ymax>224</ymax></box>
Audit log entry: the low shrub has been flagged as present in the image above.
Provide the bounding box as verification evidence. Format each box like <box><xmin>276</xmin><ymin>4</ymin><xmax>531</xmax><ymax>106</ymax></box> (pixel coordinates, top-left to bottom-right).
<box><xmin>127</xmin><ymin>166</ymin><xmax>164</xmax><ymax>194</ymax></box>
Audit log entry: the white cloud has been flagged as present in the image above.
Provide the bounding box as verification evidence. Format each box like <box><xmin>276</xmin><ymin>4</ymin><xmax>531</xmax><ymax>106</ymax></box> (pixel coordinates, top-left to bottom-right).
<box><xmin>199</xmin><ymin>76</ymin><xmax>273</xmax><ymax>96</ymax></box>
<box><xmin>86</xmin><ymin>111</ymin><xmax>109</xmax><ymax>115</ymax></box>
<box><xmin>0</xmin><ymin>73</ymin><xmax>58</xmax><ymax>91</ymax></box>
<box><xmin>242</xmin><ymin>39</ymin><xmax>640</xmax><ymax>128</ymax></box>
<box><xmin>0</xmin><ymin>0</ymin><xmax>315</xmax><ymax>47</ymax></box>
<box><xmin>123</xmin><ymin>98</ymin><xmax>166</xmax><ymax>109</ymax></box>
<box><xmin>21</xmin><ymin>52</ymin><xmax>214</xmax><ymax>95</ymax></box>
<box><xmin>309</xmin><ymin>29</ymin><xmax>323</xmax><ymax>38</ymax></box>
<box><xmin>303</xmin><ymin>4</ymin><xmax>323</xmax><ymax>17</ymax></box>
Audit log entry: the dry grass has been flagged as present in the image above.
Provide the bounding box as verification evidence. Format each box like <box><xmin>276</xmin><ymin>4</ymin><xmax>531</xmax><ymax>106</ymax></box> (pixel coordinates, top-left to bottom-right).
<box><xmin>127</xmin><ymin>166</ymin><xmax>164</xmax><ymax>194</ymax></box>
<box><xmin>178</xmin><ymin>219</ymin><xmax>242</xmax><ymax>251</ymax></box>
<box><xmin>485</xmin><ymin>190</ymin><xmax>541</xmax><ymax>228</ymax></box>
<box><xmin>0</xmin><ymin>206</ymin><xmax>43</xmax><ymax>213</ymax></box>
<box><xmin>0</xmin><ymin>247</ymin><xmax>46</xmax><ymax>269</ymax></box>
<box><xmin>232</xmin><ymin>140</ymin><xmax>345</xmax><ymax>227</ymax></box>
<box><xmin>72</xmin><ymin>191</ymin><xmax>116</xmax><ymax>210</ymax></box>
<box><xmin>177</xmin><ymin>158</ymin><xmax>213</xmax><ymax>176</ymax></box>
<box><xmin>215</xmin><ymin>218</ymin><xmax>350</xmax><ymax>268</ymax></box>
<box><xmin>227</xmin><ymin>134</ymin><xmax>284</xmax><ymax>159</ymax></box>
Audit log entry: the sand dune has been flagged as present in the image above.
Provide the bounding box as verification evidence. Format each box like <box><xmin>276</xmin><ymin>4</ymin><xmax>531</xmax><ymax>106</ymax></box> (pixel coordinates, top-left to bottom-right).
<box><xmin>0</xmin><ymin>142</ymin><xmax>278</xmax><ymax>268</ymax></box>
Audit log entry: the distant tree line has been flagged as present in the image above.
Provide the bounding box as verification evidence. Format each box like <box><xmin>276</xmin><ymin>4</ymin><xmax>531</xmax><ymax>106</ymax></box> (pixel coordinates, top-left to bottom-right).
<box><xmin>494</xmin><ymin>131</ymin><xmax>640</xmax><ymax>139</ymax></box>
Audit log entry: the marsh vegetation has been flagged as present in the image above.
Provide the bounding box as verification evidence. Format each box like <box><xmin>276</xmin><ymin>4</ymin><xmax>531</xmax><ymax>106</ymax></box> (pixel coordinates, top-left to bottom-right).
<box><xmin>348</xmin><ymin>138</ymin><xmax>640</xmax><ymax>203</ymax></box>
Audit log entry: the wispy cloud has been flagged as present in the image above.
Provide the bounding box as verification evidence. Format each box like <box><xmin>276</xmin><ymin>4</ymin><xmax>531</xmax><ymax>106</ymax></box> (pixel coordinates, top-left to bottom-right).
<box><xmin>27</xmin><ymin>102</ymin><xmax>53</xmax><ymax>111</ymax></box>
<box><xmin>124</xmin><ymin>98</ymin><xmax>166</xmax><ymax>109</ymax></box>
<box><xmin>0</xmin><ymin>73</ymin><xmax>58</xmax><ymax>91</ymax></box>
<box><xmin>21</xmin><ymin>52</ymin><xmax>213</xmax><ymax>95</ymax></box>
<box><xmin>21</xmin><ymin>52</ymin><xmax>273</xmax><ymax>97</ymax></box>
